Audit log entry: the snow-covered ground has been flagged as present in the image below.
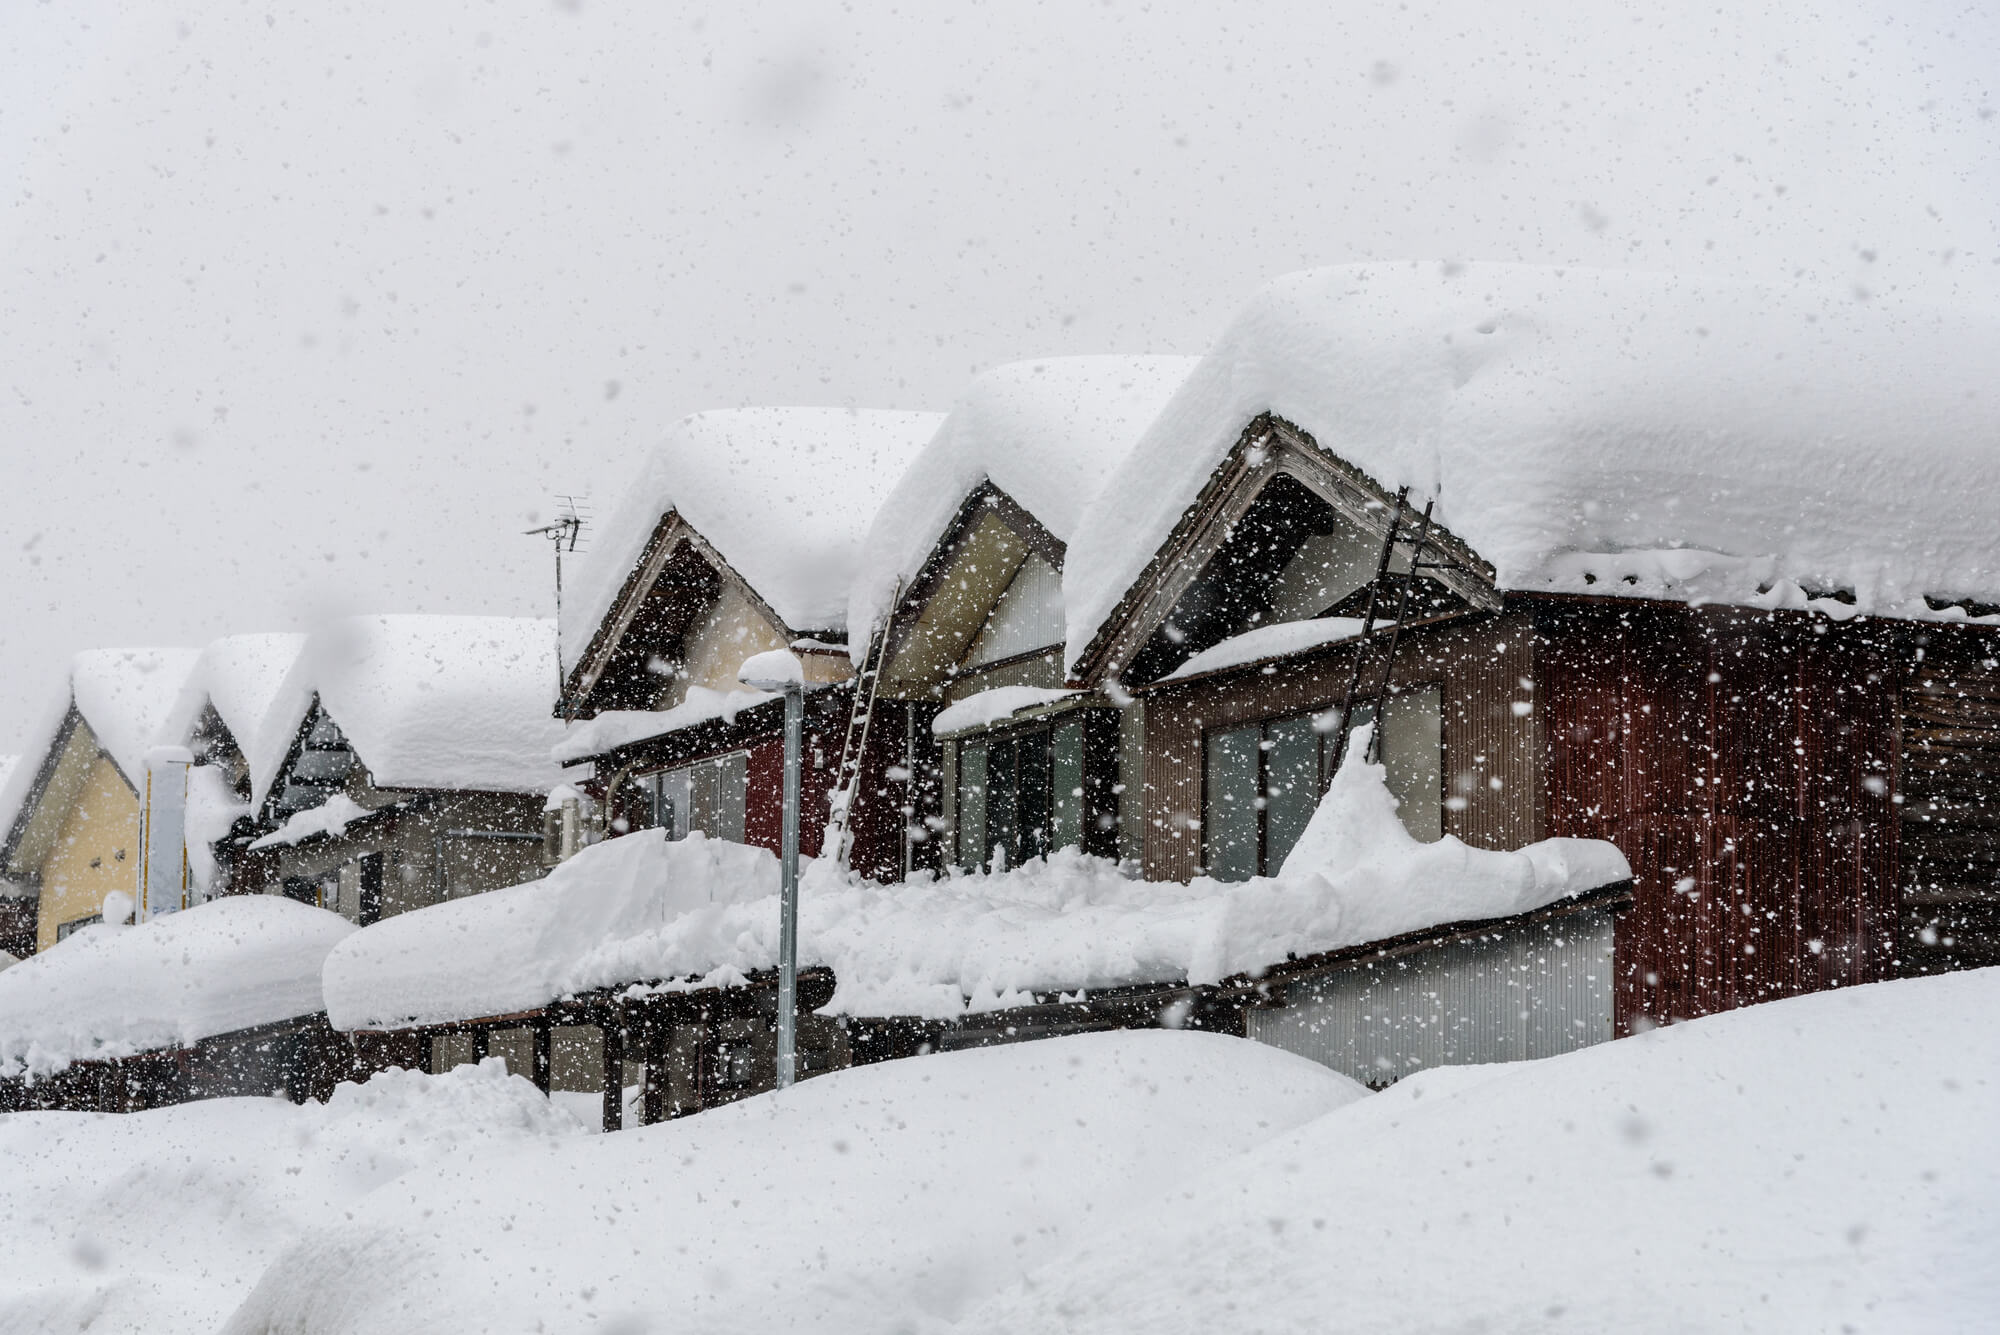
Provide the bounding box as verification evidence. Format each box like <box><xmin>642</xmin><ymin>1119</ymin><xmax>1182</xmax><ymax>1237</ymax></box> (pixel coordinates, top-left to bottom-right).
<box><xmin>1</xmin><ymin>969</ymin><xmax>1991</xmax><ymax>1334</ymax></box>
<box><xmin>0</xmin><ymin>1062</ymin><xmax>583</xmax><ymax>1334</ymax></box>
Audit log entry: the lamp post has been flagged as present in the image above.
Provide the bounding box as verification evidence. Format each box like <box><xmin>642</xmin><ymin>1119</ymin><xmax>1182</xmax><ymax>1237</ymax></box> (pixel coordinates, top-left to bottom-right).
<box><xmin>738</xmin><ymin>649</ymin><xmax>806</xmax><ymax>1089</ymax></box>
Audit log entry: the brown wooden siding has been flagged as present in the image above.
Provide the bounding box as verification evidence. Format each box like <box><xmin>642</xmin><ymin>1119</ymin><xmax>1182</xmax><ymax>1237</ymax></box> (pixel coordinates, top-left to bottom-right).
<box><xmin>1140</xmin><ymin>610</ymin><xmax>1542</xmax><ymax>881</ymax></box>
<box><xmin>1536</xmin><ymin>600</ymin><xmax>1904</xmax><ymax>1033</ymax></box>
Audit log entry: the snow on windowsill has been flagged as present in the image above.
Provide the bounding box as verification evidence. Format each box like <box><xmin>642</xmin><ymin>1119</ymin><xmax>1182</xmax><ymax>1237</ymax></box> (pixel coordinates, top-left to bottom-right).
<box><xmin>1159</xmin><ymin>617</ymin><xmax>1380</xmax><ymax>683</ymax></box>
<box><xmin>931</xmin><ymin>685</ymin><xmax>1080</xmax><ymax>738</ymax></box>
<box><xmin>247</xmin><ymin>793</ymin><xmax>372</xmax><ymax>851</ymax></box>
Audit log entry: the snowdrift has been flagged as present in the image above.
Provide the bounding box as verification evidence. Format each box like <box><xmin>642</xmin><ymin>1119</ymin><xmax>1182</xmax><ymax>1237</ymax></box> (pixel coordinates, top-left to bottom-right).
<box><xmin>0</xmin><ymin>895</ymin><xmax>354</xmax><ymax>1077</ymax></box>
<box><xmin>325</xmin><ymin>741</ymin><xmax>1628</xmax><ymax>1029</ymax></box>
<box><xmin>221</xmin><ymin>1031</ymin><xmax>1363</xmax><ymax>1335</ymax></box>
<box><xmin>961</xmin><ymin>967</ymin><xmax>2000</xmax><ymax>1335</ymax></box>
<box><xmin>0</xmin><ymin>1061</ymin><xmax>582</xmax><ymax>1335</ymax></box>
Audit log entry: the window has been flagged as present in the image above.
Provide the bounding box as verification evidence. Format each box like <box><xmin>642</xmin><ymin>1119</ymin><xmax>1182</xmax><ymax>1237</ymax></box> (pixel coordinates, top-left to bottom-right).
<box><xmin>1203</xmin><ymin>687</ymin><xmax>1442</xmax><ymax>880</ymax></box>
<box><xmin>954</xmin><ymin>713</ymin><xmax>1114</xmax><ymax>871</ymax></box>
<box><xmin>640</xmin><ymin>750</ymin><xmax>749</xmax><ymax>843</ymax></box>
<box><xmin>56</xmin><ymin>914</ymin><xmax>102</xmax><ymax>941</ymax></box>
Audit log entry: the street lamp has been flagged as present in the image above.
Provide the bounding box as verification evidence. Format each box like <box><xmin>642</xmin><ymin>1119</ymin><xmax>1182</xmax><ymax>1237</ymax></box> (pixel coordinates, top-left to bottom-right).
<box><xmin>738</xmin><ymin>649</ymin><xmax>805</xmax><ymax>1089</ymax></box>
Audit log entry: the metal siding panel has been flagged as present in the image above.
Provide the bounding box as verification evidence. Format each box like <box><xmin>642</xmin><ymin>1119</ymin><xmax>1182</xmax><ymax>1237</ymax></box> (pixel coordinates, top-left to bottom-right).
<box><xmin>1247</xmin><ymin>910</ymin><xmax>1617</xmax><ymax>1085</ymax></box>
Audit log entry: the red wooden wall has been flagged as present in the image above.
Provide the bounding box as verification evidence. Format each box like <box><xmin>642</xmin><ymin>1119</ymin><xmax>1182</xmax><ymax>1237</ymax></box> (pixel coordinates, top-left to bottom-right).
<box><xmin>1537</xmin><ymin>600</ymin><xmax>1901</xmax><ymax>1032</ymax></box>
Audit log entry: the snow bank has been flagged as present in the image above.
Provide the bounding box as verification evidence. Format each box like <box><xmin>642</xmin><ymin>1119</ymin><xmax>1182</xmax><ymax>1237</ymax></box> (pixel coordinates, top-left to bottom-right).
<box><xmin>161</xmin><ymin>633</ymin><xmax>307</xmax><ymax>760</ymax></box>
<box><xmin>223</xmin><ymin>1030</ymin><xmax>1362</xmax><ymax>1335</ymax></box>
<box><xmin>961</xmin><ymin>967</ymin><xmax>2000</xmax><ymax>1335</ymax></box>
<box><xmin>1161</xmin><ymin>615</ymin><xmax>1373</xmax><ymax>682</ymax></box>
<box><xmin>563</xmin><ymin>408</ymin><xmax>942</xmax><ymax>670</ymax></box>
<box><xmin>848</xmin><ymin>356</ymin><xmax>1195</xmax><ymax>658</ymax></box>
<box><xmin>0</xmin><ymin>896</ymin><xmax>355</xmax><ymax>1076</ymax></box>
<box><xmin>321</xmin><ymin>831</ymin><xmax>777</xmax><ymax>1030</ymax></box>
<box><xmin>551</xmin><ymin>684</ymin><xmax>775</xmax><ymax>765</ymax></box>
<box><xmin>0</xmin><ymin>1061</ymin><xmax>582</xmax><ymax>1335</ymax></box>
<box><xmin>1066</xmin><ymin>263</ymin><xmax>2000</xmax><ymax>669</ymax></box>
<box><xmin>930</xmin><ymin>684</ymin><xmax>1078</xmax><ymax>736</ymax></box>
<box><xmin>249</xmin><ymin>615</ymin><xmax>564</xmax><ymax>807</ymax></box>
<box><xmin>327</xmin><ymin>742</ymin><xmax>1625</xmax><ymax>1029</ymax></box>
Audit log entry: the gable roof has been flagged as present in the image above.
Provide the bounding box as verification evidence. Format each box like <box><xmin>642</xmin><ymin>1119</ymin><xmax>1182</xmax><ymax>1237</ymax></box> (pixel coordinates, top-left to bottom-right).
<box><xmin>1064</xmin><ymin>263</ymin><xmax>2000</xmax><ymax>673</ymax></box>
<box><xmin>562</xmin><ymin>408</ymin><xmax>943</xmax><ymax>681</ymax></box>
<box><xmin>847</xmin><ymin>357</ymin><xmax>1196</xmax><ymax>655</ymax></box>
<box><xmin>161</xmin><ymin>632</ymin><xmax>308</xmax><ymax>761</ymax></box>
<box><xmin>250</xmin><ymin>616</ymin><xmax>565</xmax><ymax>807</ymax></box>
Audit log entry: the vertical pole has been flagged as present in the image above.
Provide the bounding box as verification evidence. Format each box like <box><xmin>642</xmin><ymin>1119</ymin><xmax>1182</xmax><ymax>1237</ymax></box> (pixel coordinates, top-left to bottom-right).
<box><xmin>777</xmin><ymin>683</ymin><xmax>802</xmax><ymax>1089</ymax></box>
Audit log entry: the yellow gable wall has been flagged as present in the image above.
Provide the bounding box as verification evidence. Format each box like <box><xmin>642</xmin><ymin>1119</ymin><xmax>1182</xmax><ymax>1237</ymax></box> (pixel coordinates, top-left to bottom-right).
<box><xmin>36</xmin><ymin>754</ymin><xmax>139</xmax><ymax>952</ymax></box>
<box><xmin>666</xmin><ymin>582</ymin><xmax>849</xmax><ymax>708</ymax></box>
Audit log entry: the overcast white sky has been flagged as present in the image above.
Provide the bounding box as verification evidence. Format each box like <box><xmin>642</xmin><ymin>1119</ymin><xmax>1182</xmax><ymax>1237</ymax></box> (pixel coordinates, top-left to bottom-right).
<box><xmin>2</xmin><ymin>0</ymin><xmax>1995</xmax><ymax>752</ymax></box>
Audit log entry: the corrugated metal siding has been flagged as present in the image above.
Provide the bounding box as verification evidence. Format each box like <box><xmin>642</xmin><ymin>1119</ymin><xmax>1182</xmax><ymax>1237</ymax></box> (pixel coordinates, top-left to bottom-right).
<box><xmin>1538</xmin><ymin>601</ymin><xmax>1905</xmax><ymax>1032</ymax></box>
<box><xmin>1142</xmin><ymin>610</ymin><xmax>1542</xmax><ymax>881</ymax></box>
<box><xmin>1246</xmin><ymin>909</ymin><xmax>1617</xmax><ymax>1086</ymax></box>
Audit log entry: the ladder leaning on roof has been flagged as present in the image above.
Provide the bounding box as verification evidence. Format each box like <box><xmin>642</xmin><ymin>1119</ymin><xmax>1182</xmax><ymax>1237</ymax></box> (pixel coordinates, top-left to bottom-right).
<box><xmin>822</xmin><ymin>580</ymin><xmax>899</xmax><ymax>867</ymax></box>
<box><xmin>1322</xmin><ymin>488</ymin><xmax>1450</xmax><ymax>779</ymax></box>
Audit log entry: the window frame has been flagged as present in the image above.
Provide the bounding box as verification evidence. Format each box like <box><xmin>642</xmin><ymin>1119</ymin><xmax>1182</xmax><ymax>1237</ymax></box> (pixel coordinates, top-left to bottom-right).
<box><xmin>951</xmin><ymin>708</ymin><xmax>1119</xmax><ymax>872</ymax></box>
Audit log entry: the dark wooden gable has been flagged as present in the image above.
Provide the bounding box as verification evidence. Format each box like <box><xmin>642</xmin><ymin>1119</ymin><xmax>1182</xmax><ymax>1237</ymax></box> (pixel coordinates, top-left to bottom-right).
<box><xmin>562</xmin><ymin>514</ymin><xmax>796</xmax><ymax>718</ymax></box>
<box><xmin>1073</xmin><ymin>415</ymin><xmax>1498</xmax><ymax>687</ymax></box>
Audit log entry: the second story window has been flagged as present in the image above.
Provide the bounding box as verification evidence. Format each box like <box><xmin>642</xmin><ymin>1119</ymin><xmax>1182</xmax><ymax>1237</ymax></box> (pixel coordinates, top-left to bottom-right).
<box><xmin>640</xmin><ymin>750</ymin><xmax>749</xmax><ymax>843</ymax></box>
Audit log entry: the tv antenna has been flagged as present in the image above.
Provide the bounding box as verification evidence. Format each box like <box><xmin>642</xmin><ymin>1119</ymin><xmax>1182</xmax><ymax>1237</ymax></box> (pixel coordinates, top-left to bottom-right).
<box><xmin>526</xmin><ymin>496</ymin><xmax>590</xmax><ymax>698</ymax></box>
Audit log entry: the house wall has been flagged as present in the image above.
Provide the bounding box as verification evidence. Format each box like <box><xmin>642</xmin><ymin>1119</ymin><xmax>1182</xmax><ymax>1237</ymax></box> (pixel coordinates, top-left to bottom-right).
<box><xmin>258</xmin><ymin>789</ymin><xmax>547</xmax><ymax>920</ymax></box>
<box><xmin>669</xmin><ymin>584</ymin><xmax>850</xmax><ymax>708</ymax></box>
<box><xmin>36</xmin><ymin>753</ymin><xmax>141</xmax><ymax>951</ymax></box>
<box><xmin>1535</xmin><ymin>599</ymin><xmax>1906</xmax><ymax>1032</ymax></box>
<box><xmin>1139</xmin><ymin>611</ymin><xmax>1542</xmax><ymax>882</ymax></box>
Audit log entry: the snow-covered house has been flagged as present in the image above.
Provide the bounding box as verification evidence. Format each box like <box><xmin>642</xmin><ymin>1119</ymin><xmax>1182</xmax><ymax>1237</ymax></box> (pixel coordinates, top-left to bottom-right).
<box><xmin>1047</xmin><ymin>263</ymin><xmax>2000</xmax><ymax>1036</ymax></box>
<box><xmin>0</xmin><ymin>648</ymin><xmax>201</xmax><ymax>954</ymax></box>
<box><xmin>242</xmin><ymin>616</ymin><xmax>566</xmax><ymax>923</ymax></box>
<box><xmin>0</xmin><ymin>894</ymin><xmax>355</xmax><ymax>1112</ymax></box>
<box><xmin>552</xmin><ymin>408</ymin><xmax>940</xmax><ymax>876</ymax></box>
<box><xmin>844</xmin><ymin>357</ymin><xmax>1194</xmax><ymax>878</ymax></box>
<box><xmin>158</xmin><ymin>632</ymin><xmax>306</xmax><ymax>897</ymax></box>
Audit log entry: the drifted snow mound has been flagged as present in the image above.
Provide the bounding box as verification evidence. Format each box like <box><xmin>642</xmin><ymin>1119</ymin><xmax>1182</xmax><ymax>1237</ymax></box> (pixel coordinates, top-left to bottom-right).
<box><xmin>222</xmin><ymin>1031</ymin><xmax>1363</xmax><ymax>1335</ymax></box>
<box><xmin>0</xmin><ymin>1061</ymin><xmax>582</xmax><ymax>1335</ymax></box>
<box><xmin>959</xmin><ymin>968</ymin><xmax>2000</xmax><ymax>1335</ymax></box>
<box><xmin>0</xmin><ymin>895</ymin><xmax>355</xmax><ymax>1077</ymax></box>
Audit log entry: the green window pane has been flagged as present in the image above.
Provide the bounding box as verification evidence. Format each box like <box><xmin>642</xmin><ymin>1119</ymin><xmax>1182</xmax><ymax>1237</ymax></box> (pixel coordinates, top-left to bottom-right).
<box><xmin>1051</xmin><ymin>720</ymin><xmax>1085</xmax><ymax>851</ymax></box>
<box><xmin>957</xmin><ymin>743</ymin><xmax>988</xmax><ymax>871</ymax></box>
<box><xmin>1204</xmin><ymin>725</ymin><xmax>1261</xmax><ymax>882</ymax></box>
<box><xmin>1263</xmin><ymin>715</ymin><xmax>1321</xmax><ymax>874</ymax></box>
<box><xmin>987</xmin><ymin>740</ymin><xmax>1019</xmax><ymax>869</ymax></box>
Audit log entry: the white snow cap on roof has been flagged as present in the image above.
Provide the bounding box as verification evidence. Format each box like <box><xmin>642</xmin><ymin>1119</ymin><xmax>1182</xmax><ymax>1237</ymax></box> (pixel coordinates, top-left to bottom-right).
<box><xmin>250</xmin><ymin>616</ymin><xmax>565</xmax><ymax>807</ymax></box>
<box><xmin>848</xmin><ymin>356</ymin><xmax>1196</xmax><ymax>655</ymax></box>
<box><xmin>70</xmin><ymin>647</ymin><xmax>203</xmax><ymax>786</ymax></box>
<box><xmin>1065</xmin><ymin>263</ymin><xmax>2000</xmax><ymax>670</ymax></box>
<box><xmin>0</xmin><ymin>894</ymin><xmax>354</xmax><ymax>1075</ymax></box>
<box><xmin>162</xmin><ymin>632</ymin><xmax>307</xmax><ymax>760</ymax></box>
<box><xmin>562</xmin><ymin>408</ymin><xmax>943</xmax><ymax>669</ymax></box>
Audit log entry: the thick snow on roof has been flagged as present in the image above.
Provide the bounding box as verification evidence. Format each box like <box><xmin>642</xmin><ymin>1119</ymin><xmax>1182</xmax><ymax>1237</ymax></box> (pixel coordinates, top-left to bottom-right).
<box><xmin>1066</xmin><ymin>263</ymin><xmax>2000</xmax><ymax>670</ymax></box>
<box><xmin>964</xmin><ymin>968</ymin><xmax>2000</xmax><ymax>1334</ymax></box>
<box><xmin>163</xmin><ymin>632</ymin><xmax>307</xmax><ymax>760</ymax></box>
<box><xmin>250</xmin><ymin>616</ymin><xmax>565</xmax><ymax>806</ymax></box>
<box><xmin>1161</xmin><ymin>616</ymin><xmax>1373</xmax><ymax>683</ymax></box>
<box><xmin>322</xmin><ymin>831</ymin><xmax>777</xmax><ymax>1030</ymax></box>
<box><xmin>0</xmin><ymin>1062</ymin><xmax>581</xmax><ymax>1333</ymax></box>
<box><xmin>224</xmin><ymin>1032</ymin><xmax>1359</xmax><ymax>1335</ymax></box>
<box><xmin>0</xmin><ymin>895</ymin><xmax>354</xmax><ymax>1076</ymax></box>
<box><xmin>562</xmin><ymin>408</ymin><xmax>942</xmax><ymax>668</ymax></box>
<box><xmin>550</xmin><ymin>686</ymin><xmax>775</xmax><ymax>766</ymax></box>
<box><xmin>848</xmin><ymin>356</ymin><xmax>1196</xmax><ymax>654</ymax></box>
<box><xmin>327</xmin><ymin>743</ymin><xmax>1625</xmax><ymax>1029</ymax></box>
<box><xmin>71</xmin><ymin>647</ymin><xmax>203</xmax><ymax>787</ymax></box>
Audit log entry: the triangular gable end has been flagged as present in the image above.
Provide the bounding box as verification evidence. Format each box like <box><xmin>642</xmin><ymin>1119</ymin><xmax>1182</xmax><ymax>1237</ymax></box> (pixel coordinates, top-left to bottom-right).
<box><xmin>1070</xmin><ymin>414</ymin><xmax>1499</xmax><ymax>687</ymax></box>
<box><xmin>259</xmin><ymin>696</ymin><xmax>363</xmax><ymax>824</ymax></box>
<box><xmin>562</xmin><ymin>513</ymin><xmax>807</xmax><ymax>719</ymax></box>
<box><xmin>876</xmin><ymin>483</ymin><xmax>1068</xmax><ymax>700</ymax></box>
